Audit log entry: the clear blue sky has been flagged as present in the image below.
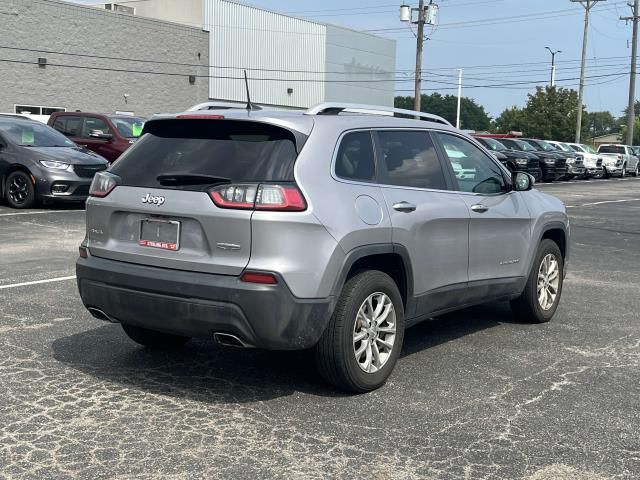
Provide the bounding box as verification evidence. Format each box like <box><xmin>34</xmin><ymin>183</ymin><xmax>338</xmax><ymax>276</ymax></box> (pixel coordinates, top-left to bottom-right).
<box><xmin>73</xmin><ymin>0</ymin><xmax>636</xmax><ymax>118</ymax></box>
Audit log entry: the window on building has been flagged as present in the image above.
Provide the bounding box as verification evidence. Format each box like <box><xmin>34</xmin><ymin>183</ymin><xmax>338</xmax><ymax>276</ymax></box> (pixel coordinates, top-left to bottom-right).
<box><xmin>14</xmin><ymin>105</ymin><xmax>66</xmax><ymax>115</ymax></box>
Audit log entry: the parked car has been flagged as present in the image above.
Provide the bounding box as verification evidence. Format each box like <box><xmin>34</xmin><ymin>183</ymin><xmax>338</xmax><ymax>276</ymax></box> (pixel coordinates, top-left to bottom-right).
<box><xmin>549</xmin><ymin>141</ymin><xmax>604</xmax><ymax>179</ymax></box>
<box><xmin>48</xmin><ymin>112</ymin><xmax>145</xmax><ymax>163</ymax></box>
<box><xmin>77</xmin><ymin>103</ymin><xmax>569</xmax><ymax>393</ymax></box>
<box><xmin>0</xmin><ymin>115</ymin><xmax>108</xmax><ymax>208</ymax></box>
<box><xmin>494</xmin><ymin>138</ymin><xmax>568</xmax><ymax>182</ymax></box>
<box><xmin>474</xmin><ymin>136</ymin><xmax>542</xmax><ymax>182</ymax></box>
<box><xmin>520</xmin><ymin>138</ymin><xmax>584</xmax><ymax>180</ymax></box>
<box><xmin>596</xmin><ymin>144</ymin><xmax>640</xmax><ymax>177</ymax></box>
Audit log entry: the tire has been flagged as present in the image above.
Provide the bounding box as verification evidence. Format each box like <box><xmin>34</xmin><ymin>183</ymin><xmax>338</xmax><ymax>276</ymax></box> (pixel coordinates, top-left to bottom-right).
<box><xmin>511</xmin><ymin>239</ymin><xmax>564</xmax><ymax>324</ymax></box>
<box><xmin>633</xmin><ymin>164</ymin><xmax>639</xmax><ymax>177</ymax></box>
<box><xmin>121</xmin><ymin>324</ymin><xmax>190</xmax><ymax>350</ymax></box>
<box><xmin>5</xmin><ymin>171</ymin><xmax>36</xmax><ymax>209</ymax></box>
<box><xmin>621</xmin><ymin>164</ymin><xmax>626</xmax><ymax>178</ymax></box>
<box><xmin>314</xmin><ymin>270</ymin><xmax>405</xmax><ymax>393</ymax></box>
<box><xmin>603</xmin><ymin>167</ymin><xmax>610</xmax><ymax>179</ymax></box>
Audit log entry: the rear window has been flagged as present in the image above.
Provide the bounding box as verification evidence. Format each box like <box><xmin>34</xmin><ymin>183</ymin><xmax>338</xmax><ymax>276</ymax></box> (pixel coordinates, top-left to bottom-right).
<box><xmin>110</xmin><ymin>119</ymin><xmax>300</xmax><ymax>189</ymax></box>
<box><xmin>598</xmin><ymin>145</ymin><xmax>625</xmax><ymax>154</ymax></box>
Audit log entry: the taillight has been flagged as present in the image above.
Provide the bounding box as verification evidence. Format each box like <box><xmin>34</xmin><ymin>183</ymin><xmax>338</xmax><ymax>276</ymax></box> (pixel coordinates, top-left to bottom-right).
<box><xmin>240</xmin><ymin>271</ymin><xmax>278</xmax><ymax>284</ymax></box>
<box><xmin>209</xmin><ymin>184</ymin><xmax>306</xmax><ymax>212</ymax></box>
<box><xmin>89</xmin><ymin>172</ymin><xmax>119</xmax><ymax>198</ymax></box>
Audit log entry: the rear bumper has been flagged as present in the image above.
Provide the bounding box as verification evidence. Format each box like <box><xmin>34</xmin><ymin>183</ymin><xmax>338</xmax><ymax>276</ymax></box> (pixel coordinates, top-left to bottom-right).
<box><xmin>76</xmin><ymin>256</ymin><xmax>334</xmax><ymax>350</ymax></box>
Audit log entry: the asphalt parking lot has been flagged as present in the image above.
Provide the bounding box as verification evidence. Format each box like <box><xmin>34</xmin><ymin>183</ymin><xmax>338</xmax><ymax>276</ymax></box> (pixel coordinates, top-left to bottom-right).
<box><xmin>0</xmin><ymin>178</ymin><xmax>639</xmax><ymax>480</ymax></box>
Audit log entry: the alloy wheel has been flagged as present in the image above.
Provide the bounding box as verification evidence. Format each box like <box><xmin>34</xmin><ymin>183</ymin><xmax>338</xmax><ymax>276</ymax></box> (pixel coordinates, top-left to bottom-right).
<box><xmin>353</xmin><ymin>292</ymin><xmax>396</xmax><ymax>374</ymax></box>
<box><xmin>8</xmin><ymin>175</ymin><xmax>30</xmax><ymax>205</ymax></box>
<box><xmin>537</xmin><ymin>253</ymin><xmax>560</xmax><ymax>311</ymax></box>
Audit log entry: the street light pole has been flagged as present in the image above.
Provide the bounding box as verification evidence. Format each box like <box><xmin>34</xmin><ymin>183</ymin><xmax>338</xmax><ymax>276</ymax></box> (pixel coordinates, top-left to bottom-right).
<box><xmin>545</xmin><ymin>47</ymin><xmax>561</xmax><ymax>87</ymax></box>
<box><xmin>570</xmin><ymin>0</ymin><xmax>606</xmax><ymax>143</ymax></box>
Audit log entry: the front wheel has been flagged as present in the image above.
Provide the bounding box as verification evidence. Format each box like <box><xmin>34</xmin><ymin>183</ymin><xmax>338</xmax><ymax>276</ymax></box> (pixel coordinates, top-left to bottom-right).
<box><xmin>121</xmin><ymin>324</ymin><xmax>190</xmax><ymax>350</ymax></box>
<box><xmin>511</xmin><ymin>239</ymin><xmax>564</xmax><ymax>324</ymax></box>
<box><xmin>315</xmin><ymin>271</ymin><xmax>405</xmax><ymax>393</ymax></box>
<box><xmin>5</xmin><ymin>171</ymin><xmax>36</xmax><ymax>209</ymax></box>
<box><xmin>621</xmin><ymin>165</ymin><xmax>627</xmax><ymax>178</ymax></box>
<box><xmin>633</xmin><ymin>164</ymin><xmax>639</xmax><ymax>177</ymax></box>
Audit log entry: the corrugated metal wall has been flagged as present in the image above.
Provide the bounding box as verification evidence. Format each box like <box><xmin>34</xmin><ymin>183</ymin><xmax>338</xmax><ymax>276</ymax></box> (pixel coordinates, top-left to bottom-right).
<box><xmin>207</xmin><ymin>0</ymin><xmax>326</xmax><ymax>108</ymax></box>
<box><xmin>324</xmin><ymin>25</ymin><xmax>396</xmax><ymax>107</ymax></box>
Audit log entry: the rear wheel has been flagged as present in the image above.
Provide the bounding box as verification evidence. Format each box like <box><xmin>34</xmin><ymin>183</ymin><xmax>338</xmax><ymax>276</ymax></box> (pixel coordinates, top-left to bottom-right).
<box><xmin>315</xmin><ymin>270</ymin><xmax>405</xmax><ymax>393</ymax></box>
<box><xmin>121</xmin><ymin>324</ymin><xmax>190</xmax><ymax>350</ymax></box>
<box><xmin>5</xmin><ymin>171</ymin><xmax>35</xmax><ymax>209</ymax></box>
<box><xmin>511</xmin><ymin>239</ymin><xmax>563</xmax><ymax>324</ymax></box>
<box><xmin>633</xmin><ymin>164</ymin><xmax>639</xmax><ymax>177</ymax></box>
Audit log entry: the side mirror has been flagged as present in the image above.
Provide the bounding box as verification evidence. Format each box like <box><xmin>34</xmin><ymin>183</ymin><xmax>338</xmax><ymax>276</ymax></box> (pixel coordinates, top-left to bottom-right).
<box><xmin>89</xmin><ymin>129</ymin><xmax>113</xmax><ymax>140</ymax></box>
<box><xmin>513</xmin><ymin>171</ymin><xmax>534</xmax><ymax>191</ymax></box>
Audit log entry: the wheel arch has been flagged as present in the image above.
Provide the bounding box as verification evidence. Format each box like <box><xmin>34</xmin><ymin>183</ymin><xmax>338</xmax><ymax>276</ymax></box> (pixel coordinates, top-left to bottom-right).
<box><xmin>331</xmin><ymin>244</ymin><xmax>415</xmax><ymax>316</ymax></box>
<box><xmin>1</xmin><ymin>164</ymin><xmax>35</xmax><ymax>199</ymax></box>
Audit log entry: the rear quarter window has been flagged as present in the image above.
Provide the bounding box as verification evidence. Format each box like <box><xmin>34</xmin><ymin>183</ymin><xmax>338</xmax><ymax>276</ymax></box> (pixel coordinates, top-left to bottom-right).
<box><xmin>110</xmin><ymin>119</ymin><xmax>300</xmax><ymax>189</ymax></box>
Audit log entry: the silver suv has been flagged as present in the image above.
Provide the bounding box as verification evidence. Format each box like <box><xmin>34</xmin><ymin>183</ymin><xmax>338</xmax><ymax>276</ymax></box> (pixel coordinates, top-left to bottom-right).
<box><xmin>77</xmin><ymin>103</ymin><xmax>569</xmax><ymax>392</ymax></box>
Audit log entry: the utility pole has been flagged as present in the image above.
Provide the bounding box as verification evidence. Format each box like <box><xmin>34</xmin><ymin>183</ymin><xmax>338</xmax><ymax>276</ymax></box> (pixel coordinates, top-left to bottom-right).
<box><xmin>415</xmin><ymin>0</ymin><xmax>426</xmax><ymax>112</ymax></box>
<box><xmin>545</xmin><ymin>47</ymin><xmax>561</xmax><ymax>87</ymax></box>
<box><xmin>400</xmin><ymin>1</ymin><xmax>438</xmax><ymax>112</ymax></box>
<box><xmin>456</xmin><ymin>69</ymin><xmax>463</xmax><ymax>129</ymax></box>
<box><xmin>622</xmin><ymin>0</ymin><xmax>639</xmax><ymax>146</ymax></box>
<box><xmin>570</xmin><ymin>0</ymin><xmax>606</xmax><ymax>143</ymax></box>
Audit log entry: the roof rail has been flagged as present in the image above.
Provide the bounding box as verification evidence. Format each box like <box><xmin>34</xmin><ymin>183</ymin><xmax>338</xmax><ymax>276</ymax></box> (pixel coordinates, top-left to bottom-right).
<box><xmin>305</xmin><ymin>102</ymin><xmax>452</xmax><ymax>126</ymax></box>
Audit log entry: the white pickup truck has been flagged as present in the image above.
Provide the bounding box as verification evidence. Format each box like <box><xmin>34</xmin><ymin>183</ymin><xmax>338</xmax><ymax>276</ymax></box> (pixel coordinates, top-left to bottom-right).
<box><xmin>596</xmin><ymin>144</ymin><xmax>640</xmax><ymax>178</ymax></box>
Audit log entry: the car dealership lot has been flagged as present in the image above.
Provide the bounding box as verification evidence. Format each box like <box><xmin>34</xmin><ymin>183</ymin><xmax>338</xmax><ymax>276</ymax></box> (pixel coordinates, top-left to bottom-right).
<box><xmin>0</xmin><ymin>179</ymin><xmax>639</xmax><ymax>479</ymax></box>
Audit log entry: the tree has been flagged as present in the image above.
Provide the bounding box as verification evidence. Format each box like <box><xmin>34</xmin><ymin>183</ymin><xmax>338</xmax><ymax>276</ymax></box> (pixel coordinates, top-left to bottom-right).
<box><xmin>492</xmin><ymin>106</ymin><xmax>527</xmax><ymax>133</ymax></box>
<box><xmin>586</xmin><ymin>111</ymin><xmax>618</xmax><ymax>139</ymax></box>
<box><xmin>394</xmin><ymin>93</ymin><xmax>491</xmax><ymax>131</ymax></box>
<box><xmin>620</xmin><ymin>117</ymin><xmax>640</xmax><ymax>145</ymax></box>
<box><xmin>492</xmin><ymin>86</ymin><xmax>588</xmax><ymax>141</ymax></box>
<box><xmin>523</xmin><ymin>86</ymin><xmax>589</xmax><ymax>141</ymax></box>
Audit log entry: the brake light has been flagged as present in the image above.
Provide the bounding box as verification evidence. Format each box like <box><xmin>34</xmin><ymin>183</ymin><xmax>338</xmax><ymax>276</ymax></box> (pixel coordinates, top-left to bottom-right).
<box><xmin>241</xmin><ymin>271</ymin><xmax>278</xmax><ymax>284</ymax></box>
<box><xmin>209</xmin><ymin>184</ymin><xmax>306</xmax><ymax>211</ymax></box>
<box><xmin>89</xmin><ymin>172</ymin><xmax>118</xmax><ymax>198</ymax></box>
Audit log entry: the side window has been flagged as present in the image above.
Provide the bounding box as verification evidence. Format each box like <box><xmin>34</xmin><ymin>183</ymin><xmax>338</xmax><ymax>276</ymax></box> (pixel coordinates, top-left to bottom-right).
<box><xmin>52</xmin><ymin>116</ymin><xmax>82</xmax><ymax>137</ymax></box>
<box><xmin>335</xmin><ymin>131</ymin><xmax>375</xmax><ymax>182</ymax></box>
<box><xmin>434</xmin><ymin>132</ymin><xmax>507</xmax><ymax>194</ymax></box>
<box><xmin>82</xmin><ymin>117</ymin><xmax>112</xmax><ymax>138</ymax></box>
<box><xmin>377</xmin><ymin>130</ymin><xmax>447</xmax><ymax>190</ymax></box>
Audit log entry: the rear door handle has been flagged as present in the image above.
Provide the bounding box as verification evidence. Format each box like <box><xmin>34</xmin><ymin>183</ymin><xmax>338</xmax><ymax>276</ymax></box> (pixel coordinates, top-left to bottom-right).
<box><xmin>471</xmin><ymin>204</ymin><xmax>489</xmax><ymax>213</ymax></box>
<box><xmin>393</xmin><ymin>201</ymin><xmax>416</xmax><ymax>213</ymax></box>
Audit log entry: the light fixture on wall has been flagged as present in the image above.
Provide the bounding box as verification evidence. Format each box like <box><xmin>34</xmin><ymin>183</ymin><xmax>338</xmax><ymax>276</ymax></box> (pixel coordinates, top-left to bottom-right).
<box><xmin>189</xmin><ymin>75</ymin><xmax>196</xmax><ymax>85</ymax></box>
<box><xmin>37</xmin><ymin>57</ymin><xmax>47</xmax><ymax>68</ymax></box>
<box><xmin>287</xmin><ymin>88</ymin><xmax>294</xmax><ymax>95</ymax></box>
<box><xmin>123</xmin><ymin>93</ymin><xmax>130</xmax><ymax>104</ymax></box>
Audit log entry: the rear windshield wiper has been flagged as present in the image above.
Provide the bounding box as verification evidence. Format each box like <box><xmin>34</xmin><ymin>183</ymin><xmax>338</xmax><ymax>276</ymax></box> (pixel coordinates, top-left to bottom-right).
<box><xmin>156</xmin><ymin>174</ymin><xmax>231</xmax><ymax>186</ymax></box>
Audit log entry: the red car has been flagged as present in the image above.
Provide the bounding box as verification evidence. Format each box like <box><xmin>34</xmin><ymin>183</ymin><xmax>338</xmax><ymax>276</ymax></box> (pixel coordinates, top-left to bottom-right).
<box><xmin>48</xmin><ymin>112</ymin><xmax>145</xmax><ymax>163</ymax></box>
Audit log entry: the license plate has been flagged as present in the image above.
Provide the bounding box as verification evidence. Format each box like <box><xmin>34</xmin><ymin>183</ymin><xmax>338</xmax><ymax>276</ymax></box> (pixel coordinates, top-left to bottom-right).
<box><xmin>139</xmin><ymin>219</ymin><xmax>180</xmax><ymax>251</ymax></box>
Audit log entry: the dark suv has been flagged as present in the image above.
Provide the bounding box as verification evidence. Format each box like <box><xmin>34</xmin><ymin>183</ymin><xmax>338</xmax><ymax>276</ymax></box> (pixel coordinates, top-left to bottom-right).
<box><xmin>474</xmin><ymin>136</ymin><xmax>541</xmax><ymax>182</ymax></box>
<box><xmin>0</xmin><ymin>115</ymin><xmax>108</xmax><ymax>208</ymax></box>
<box><xmin>498</xmin><ymin>138</ymin><xmax>568</xmax><ymax>182</ymax></box>
<box><xmin>49</xmin><ymin>112</ymin><xmax>145</xmax><ymax>163</ymax></box>
<box><xmin>520</xmin><ymin>138</ymin><xmax>584</xmax><ymax>180</ymax></box>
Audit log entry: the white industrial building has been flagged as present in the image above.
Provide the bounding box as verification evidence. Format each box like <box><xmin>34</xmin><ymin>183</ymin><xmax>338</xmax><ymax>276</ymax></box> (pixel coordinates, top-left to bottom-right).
<box><xmin>95</xmin><ymin>0</ymin><xmax>397</xmax><ymax>109</ymax></box>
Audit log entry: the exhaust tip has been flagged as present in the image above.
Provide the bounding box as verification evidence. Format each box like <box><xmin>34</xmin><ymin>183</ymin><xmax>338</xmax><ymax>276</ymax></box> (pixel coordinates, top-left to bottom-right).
<box><xmin>87</xmin><ymin>307</ymin><xmax>118</xmax><ymax>323</ymax></box>
<box><xmin>213</xmin><ymin>332</ymin><xmax>253</xmax><ymax>348</ymax></box>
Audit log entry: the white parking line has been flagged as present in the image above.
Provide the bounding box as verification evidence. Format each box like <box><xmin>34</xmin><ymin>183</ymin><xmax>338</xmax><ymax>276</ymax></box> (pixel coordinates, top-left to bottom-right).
<box><xmin>0</xmin><ymin>276</ymin><xmax>76</xmax><ymax>290</ymax></box>
<box><xmin>567</xmin><ymin>198</ymin><xmax>640</xmax><ymax>208</ymax></box>
<box><xmin>0</xmin><ymin>210</ymin><xmax>84</xmax><ymax>217</ymax></box>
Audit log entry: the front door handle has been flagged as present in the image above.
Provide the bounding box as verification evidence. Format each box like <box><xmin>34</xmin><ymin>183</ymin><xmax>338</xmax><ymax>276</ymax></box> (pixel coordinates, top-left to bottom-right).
<box><xmin>393</xmin><ymin>201</ymin><xmax>416</xmax><ymax>213</ymax></box>
<box><xmin>471</xmin><ymin>204</ymin><xmax>489</xmax><ymax>213</ymax></box>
